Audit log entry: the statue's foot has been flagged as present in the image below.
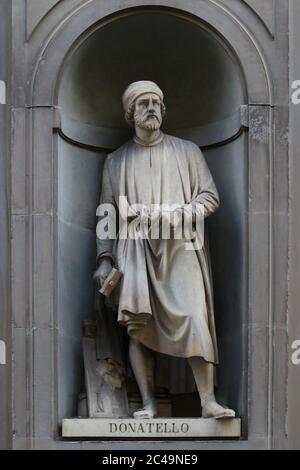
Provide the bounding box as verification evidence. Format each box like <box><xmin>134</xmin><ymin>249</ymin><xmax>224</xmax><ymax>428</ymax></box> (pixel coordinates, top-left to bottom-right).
<box><xmin>133</xmin><ymin>402</ymin><xmax>158</xmax><ymax>419</ymax></box>
<box><xmin>202</xmin><ymin>401</ymin><xmax>236</xmax><ymax>419</ymax></box>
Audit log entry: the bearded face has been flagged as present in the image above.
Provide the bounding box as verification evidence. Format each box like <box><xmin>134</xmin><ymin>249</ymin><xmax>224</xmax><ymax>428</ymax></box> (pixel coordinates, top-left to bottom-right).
<box><xmin>133</xmin><ymin>93</ymin><xmax>163</xmax><ymax>131</ymax></box>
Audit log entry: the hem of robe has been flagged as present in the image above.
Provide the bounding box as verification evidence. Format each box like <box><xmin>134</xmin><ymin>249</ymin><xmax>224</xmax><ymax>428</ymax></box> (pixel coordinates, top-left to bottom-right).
<box><xmin>118</xmin><ymin>316</ymin><xmax>218</xmax><ymax>365</ymax></box>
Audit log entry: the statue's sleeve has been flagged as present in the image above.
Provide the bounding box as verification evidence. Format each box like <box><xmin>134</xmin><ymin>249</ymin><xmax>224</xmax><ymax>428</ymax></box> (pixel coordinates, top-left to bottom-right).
<box><xmin>96</xmin><ymin>156</ymin><xmax>117</xmax><ymax>264</ymax></box>
<box><xmin>189</xmin><ymin>144</ymin><xmax>220</xmax><ymax>218</ymax></box>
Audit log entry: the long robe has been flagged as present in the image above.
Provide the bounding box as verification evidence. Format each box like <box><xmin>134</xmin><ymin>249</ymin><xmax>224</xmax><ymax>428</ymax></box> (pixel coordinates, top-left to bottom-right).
<box><xmin>97</xmin><ymin>133</ymin><xmax>220</xmax><ymax>369</ymax></box>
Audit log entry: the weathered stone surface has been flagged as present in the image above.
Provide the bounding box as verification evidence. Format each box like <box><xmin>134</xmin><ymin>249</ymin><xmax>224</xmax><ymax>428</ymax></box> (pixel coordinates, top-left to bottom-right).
<box><xmin>288</xmin><ymin>0</ymin><xmax>300</xmax><ymax>450</ymax></box>
<box><xmin>83</xmin><ymin>336</ymin><xmax>129</xmax><ymax>418</ymax></box>
<box><xmin>26</xmin><ymin>0</ymin><xmax>62</xmax><ymax>38</ymax></box>
<box><xmin>241</xmin><ymin>0</ymin><xmax>275</xmax><ymax>37</ymax></box>
<box><xmin>0</xmin><ymin>0</ymin><xmax>11</xmax><ymax>450</ymax></box>
<box><xmin>11</xmin><ymin>109</ymin><xmax>28</xmax><ymax>214</ymax></box>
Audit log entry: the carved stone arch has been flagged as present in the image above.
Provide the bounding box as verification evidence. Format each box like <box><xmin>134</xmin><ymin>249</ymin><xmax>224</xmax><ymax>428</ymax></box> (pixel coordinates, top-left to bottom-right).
<box><xmin>29</xmin><ymin>0</ymin><xmax>273</xmax><ymax>107</ymax></box>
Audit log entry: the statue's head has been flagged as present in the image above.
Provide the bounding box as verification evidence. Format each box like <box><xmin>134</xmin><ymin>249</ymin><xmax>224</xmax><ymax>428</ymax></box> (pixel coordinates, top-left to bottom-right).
<box><xmin>122</xmin><ymin>81</ymin><xmax>166</xmax><ymax>131</ymax></box>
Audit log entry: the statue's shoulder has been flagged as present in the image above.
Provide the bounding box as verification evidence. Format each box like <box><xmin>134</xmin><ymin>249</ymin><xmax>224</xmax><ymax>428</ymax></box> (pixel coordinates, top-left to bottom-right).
<box><xmin>106</xmin><ymin>140</ymin><xmax>133</xmax><ymax>164</ymax></box>
<box><xmin>164</xmin><ymin>133</ymin><xmax>201</xmax><ymax>154</ymax></box>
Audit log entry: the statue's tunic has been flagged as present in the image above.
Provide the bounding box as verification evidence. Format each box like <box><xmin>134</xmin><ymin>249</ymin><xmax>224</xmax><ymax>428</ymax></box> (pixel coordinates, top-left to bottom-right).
<box><xmin>97</xmin><ymin>133</ymin><xmax>219</xmax><ymax>364</ymax></box>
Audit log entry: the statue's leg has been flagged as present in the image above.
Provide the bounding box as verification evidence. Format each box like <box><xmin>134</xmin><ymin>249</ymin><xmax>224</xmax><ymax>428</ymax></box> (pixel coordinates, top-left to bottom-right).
<box><xmin>129</xmin><ymin>338</ymin><xmax>158</xmax><ymax>419</ymax></box>
<box><xmin>188</xmin><ymin>357</ymin><xmax>236</xmax><ymax>419</ymax></box>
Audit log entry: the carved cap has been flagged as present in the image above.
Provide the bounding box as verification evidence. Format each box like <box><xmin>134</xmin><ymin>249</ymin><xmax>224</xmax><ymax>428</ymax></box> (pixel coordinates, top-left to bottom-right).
<box><xmin>122</xmin><ymin>80</ymin><xmax>164</xmax><ymax>112</ymax></box>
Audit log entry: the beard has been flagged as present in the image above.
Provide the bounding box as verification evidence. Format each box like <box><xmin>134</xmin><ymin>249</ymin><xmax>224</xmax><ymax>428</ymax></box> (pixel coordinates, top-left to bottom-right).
<box><xmin>134</xmin><ymin>113</ymin><xmax>162</xmax><ymax>131</ymax></box>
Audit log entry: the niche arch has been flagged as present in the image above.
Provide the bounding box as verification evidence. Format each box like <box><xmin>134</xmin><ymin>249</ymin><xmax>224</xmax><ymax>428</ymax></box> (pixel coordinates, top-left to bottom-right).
<box><xmin>55</xmin><ymin>7</ymin><xmax>248</xmax><ymax>424</ymax></box>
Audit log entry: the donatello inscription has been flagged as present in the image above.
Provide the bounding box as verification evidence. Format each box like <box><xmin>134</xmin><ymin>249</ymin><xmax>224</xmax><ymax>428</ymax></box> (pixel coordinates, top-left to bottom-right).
<box><xmin>109</xmin><ymin>421</ymin><xmax>189</xmax><ymax>434</ymax></box>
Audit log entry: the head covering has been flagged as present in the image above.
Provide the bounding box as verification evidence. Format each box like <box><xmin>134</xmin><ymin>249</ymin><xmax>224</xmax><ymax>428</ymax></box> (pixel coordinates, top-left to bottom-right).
<box><xmin>122</xmin><ymin>81</ymin><xmax>164</xmax><ymax>112</ymax></box>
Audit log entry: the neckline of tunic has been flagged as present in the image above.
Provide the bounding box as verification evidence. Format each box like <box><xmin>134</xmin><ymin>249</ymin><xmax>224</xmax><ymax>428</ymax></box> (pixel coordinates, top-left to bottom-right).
<box><xmin>133</xmin><ymin>132</ymin><xmax>164</xmax><ymax>147</ymax></box>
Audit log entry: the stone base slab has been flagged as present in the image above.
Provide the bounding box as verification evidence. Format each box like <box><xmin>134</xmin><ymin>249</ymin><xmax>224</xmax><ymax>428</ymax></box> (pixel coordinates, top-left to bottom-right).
<box><xmin>62</xmin><ymin>418</ymin><xmax>241</xmax><ymax>439</ymax></box>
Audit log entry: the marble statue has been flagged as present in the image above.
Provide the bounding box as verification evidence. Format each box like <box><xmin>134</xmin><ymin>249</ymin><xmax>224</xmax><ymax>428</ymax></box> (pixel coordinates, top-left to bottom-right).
<box><xmin>94</xmin><ymin>81</ymin><xmax>235</xmax><ymax>419</ymax></box>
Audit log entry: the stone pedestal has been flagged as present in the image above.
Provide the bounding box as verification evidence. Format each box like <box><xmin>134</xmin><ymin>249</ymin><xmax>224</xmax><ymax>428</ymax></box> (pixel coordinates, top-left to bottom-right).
<box><xmin>62</xmin><ymin>418</ymin><xmax>241</xmax><ymax>439</ymax></box>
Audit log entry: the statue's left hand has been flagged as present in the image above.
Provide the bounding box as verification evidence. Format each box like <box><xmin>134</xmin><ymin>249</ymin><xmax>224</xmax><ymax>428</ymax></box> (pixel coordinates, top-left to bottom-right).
<box><xmin>93</xmin><ymin>258</ymin><xmax>112</xmax><ymax>287</ymax></box>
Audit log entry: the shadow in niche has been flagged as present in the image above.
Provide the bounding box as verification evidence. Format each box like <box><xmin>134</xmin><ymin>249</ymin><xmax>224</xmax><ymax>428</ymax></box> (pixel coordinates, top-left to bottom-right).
<box><xmin>57</xmin><ymin>8</ymin><xmax>247</xmax><ymax>426</ymax></box>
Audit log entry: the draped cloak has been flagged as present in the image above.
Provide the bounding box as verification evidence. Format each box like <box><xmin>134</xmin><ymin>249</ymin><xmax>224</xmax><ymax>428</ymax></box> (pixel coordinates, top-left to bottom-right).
<box><xmin>96</xmin><ymin>133</ymin><xmax>220</xmax><ymax>391</ymax></box>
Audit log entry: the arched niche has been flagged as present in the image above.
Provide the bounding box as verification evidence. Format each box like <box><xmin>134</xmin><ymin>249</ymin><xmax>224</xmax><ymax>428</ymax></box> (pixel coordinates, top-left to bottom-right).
<box><xmin>58</xmin><ymin>10</ymin><xmax>246</xmax><ymax>149</ymax></box>
<box><xmin>56</xmin><ymin>7</ymin><xmax>248</xmax><ymax>424</ymax></box>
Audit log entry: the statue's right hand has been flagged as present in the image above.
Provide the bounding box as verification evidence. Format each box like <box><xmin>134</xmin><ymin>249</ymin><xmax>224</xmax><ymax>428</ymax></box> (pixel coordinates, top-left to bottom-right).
<box><xmin>93</xmin><ymin>258</ymin><xmax>112</xmax><ymax>287</ymax></box>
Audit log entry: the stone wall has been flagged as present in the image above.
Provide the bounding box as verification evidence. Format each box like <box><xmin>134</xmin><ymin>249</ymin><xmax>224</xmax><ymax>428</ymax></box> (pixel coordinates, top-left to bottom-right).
<box><xmin>0</xmin><ymin>0</ymin><xmax>297</xmax><ymax>449</ymax></box>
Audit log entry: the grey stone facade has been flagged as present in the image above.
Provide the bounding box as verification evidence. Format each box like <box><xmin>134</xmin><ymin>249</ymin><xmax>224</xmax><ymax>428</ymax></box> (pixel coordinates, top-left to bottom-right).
<box><xmin>0</xmin><ymin>0</ymin><xmax>298</xmax><ymax>449</ymax></box>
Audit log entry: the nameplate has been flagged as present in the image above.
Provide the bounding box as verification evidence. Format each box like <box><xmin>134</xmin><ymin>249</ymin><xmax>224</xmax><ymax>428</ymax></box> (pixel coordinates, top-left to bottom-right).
<box><xmin>62</xmin><ymin>418</ymin><xmax>241</xmax><ymax>438</ymax></box>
